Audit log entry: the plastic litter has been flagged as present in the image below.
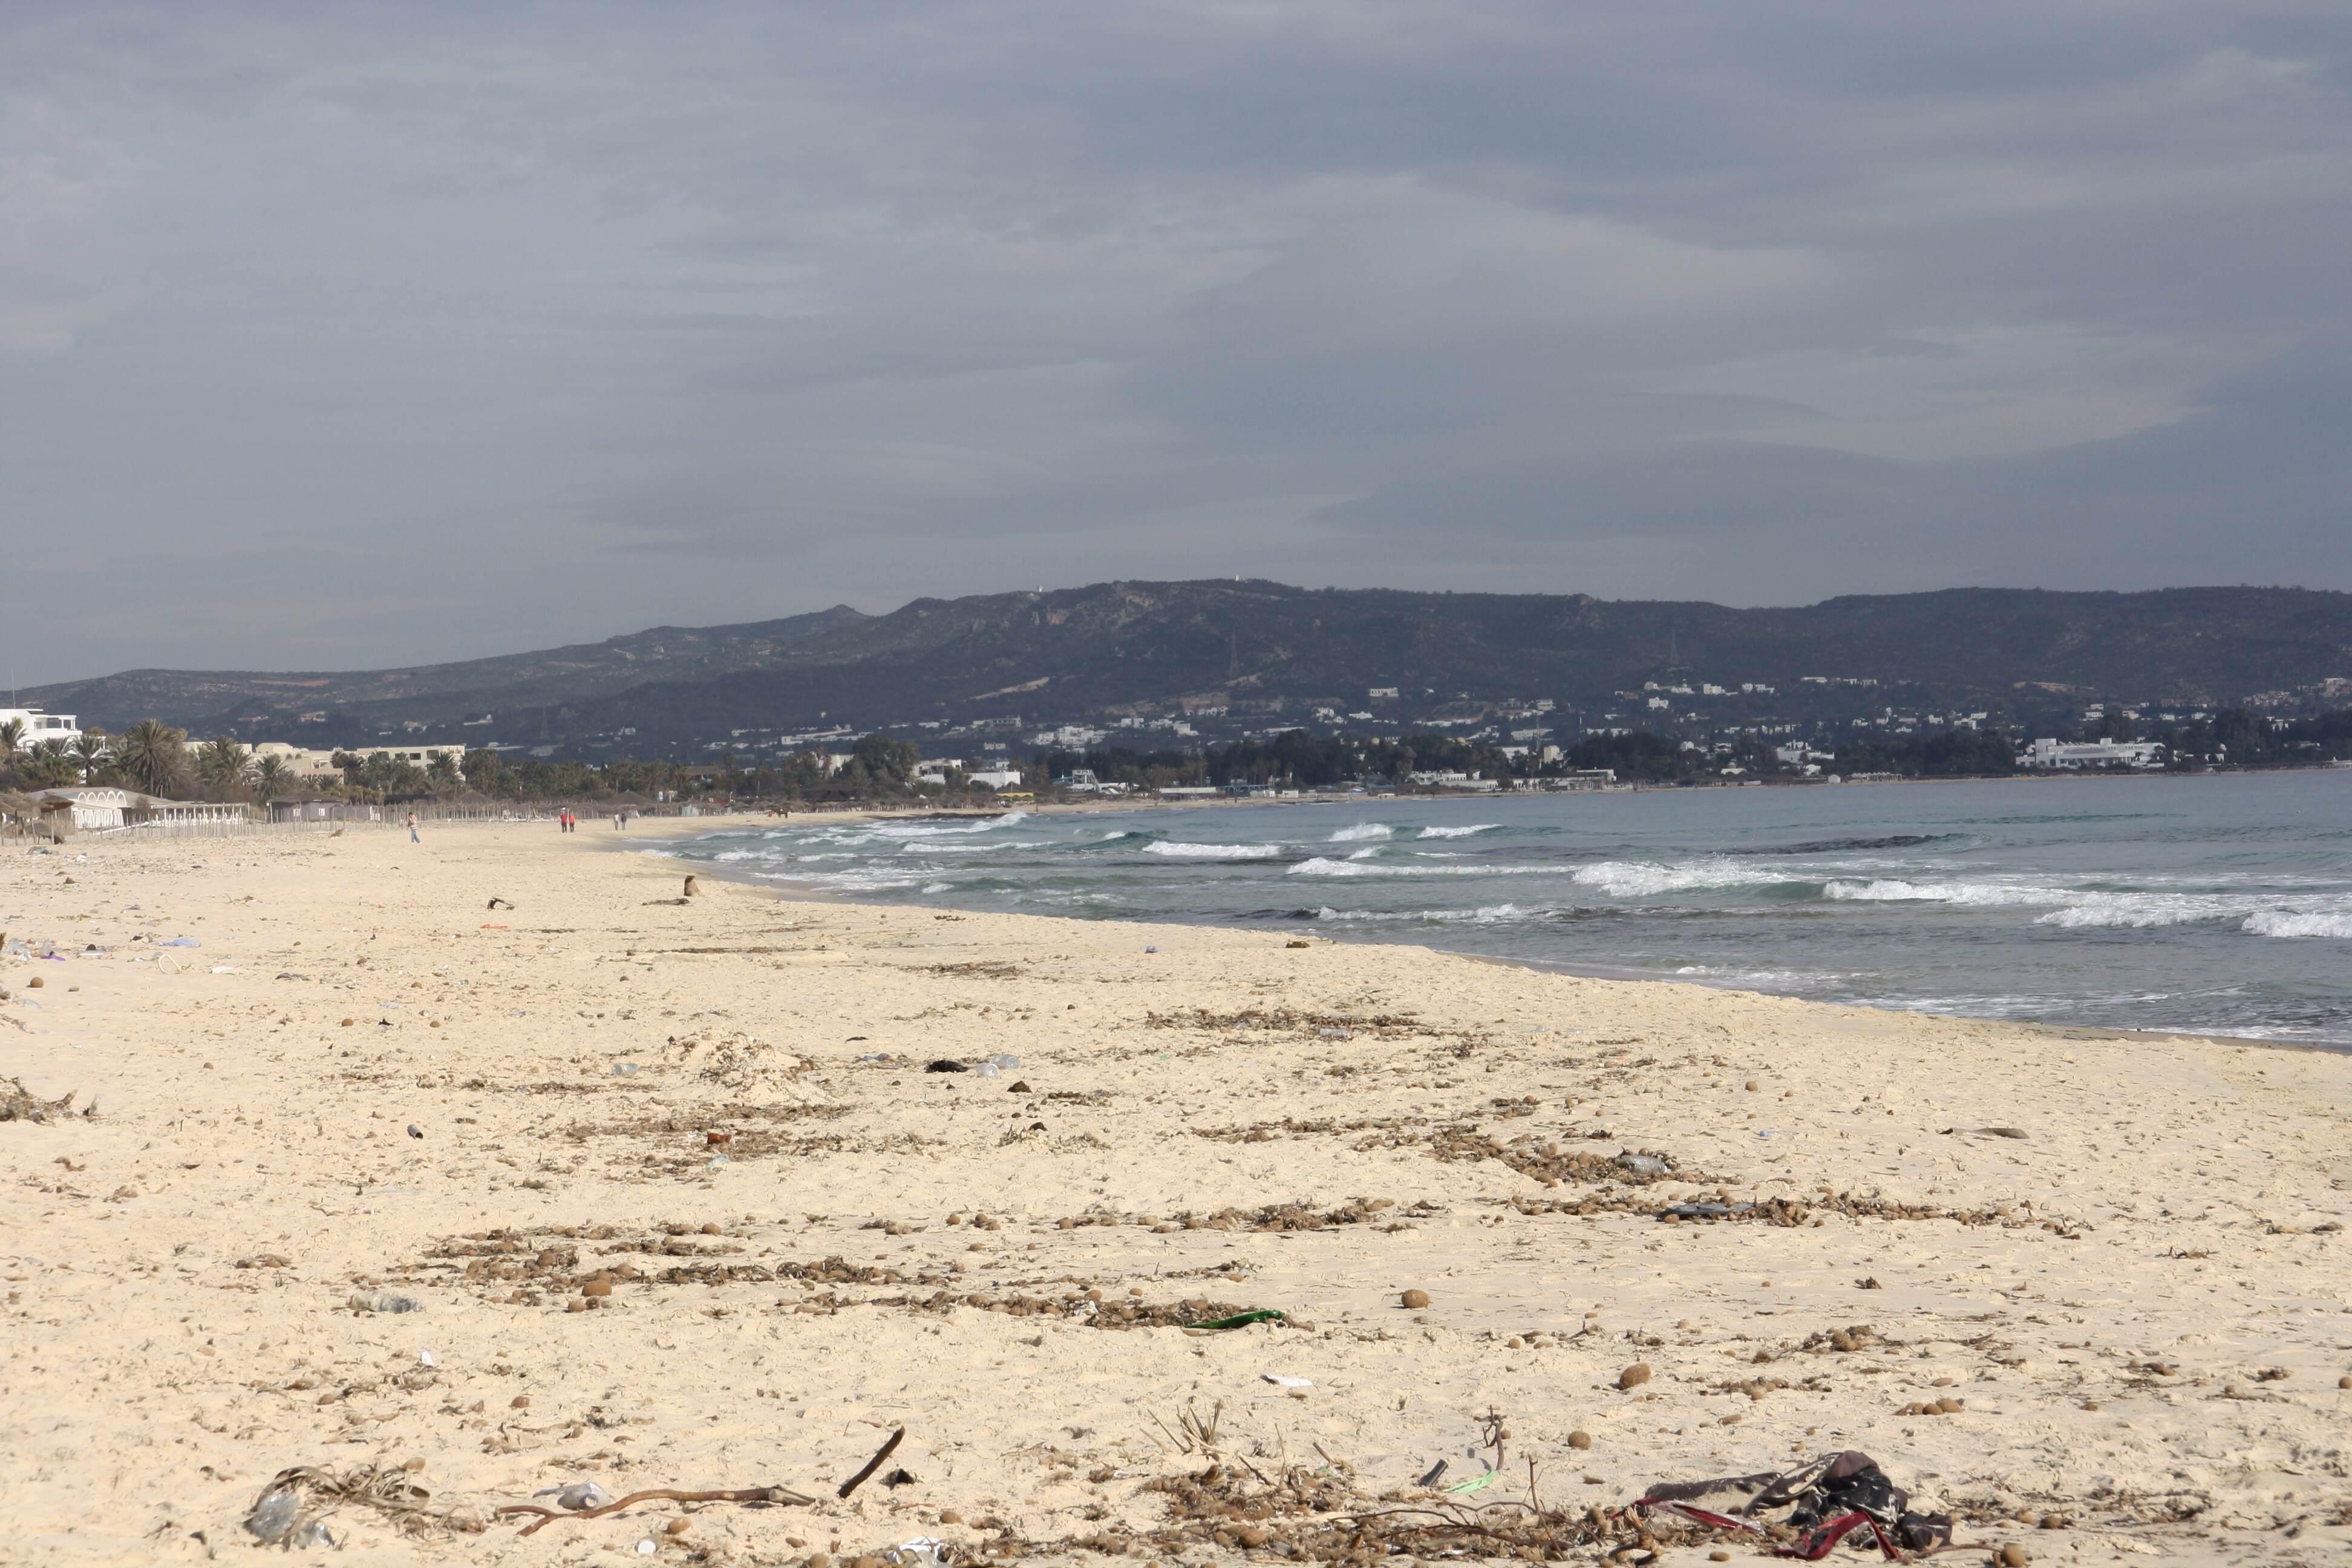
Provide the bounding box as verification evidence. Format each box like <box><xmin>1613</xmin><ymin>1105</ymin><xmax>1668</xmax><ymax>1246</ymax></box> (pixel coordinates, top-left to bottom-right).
<box><xmin>244</xmin><ymin>1488</ymin><xmax>301</xmax><ymax>1542</ymax></box>
<box><xmin>533</xmin><ymin>1481</ymin><xmax>615</xmax><ymax>1511</ymax></box>
<box><xmin>160</xmin><ymin>936</ymin><xmax>201</xmax><ymax>947</ymax></box>
<box><xmin>1261</xmin><ymin>1374</ymin><xmax>1313</xmax><ymax>1388</ymax></box>
<box><xmin>972</xmin><ymin>1061</ymin><xmax>999</xmax><ymax>1078</ymax></box>
<box><xmin>1614</xmin><ymin>1151</ymin><xmax>1671</xmax><ymax>1176</ymax></box>
<box><xmin>884</xmin><ymin>1537</ymin><xmax>950</xmax><ymax>1567</ymax></box>
<box><xmin>1443</xmin><ymin>1469</ymin><xmax>1499</xmax><ymax>1496</ymax></box>
<box><xmin>419</xmin><ymin>1349</ymin><xmax>437</xmax><ymax>1367</ymax></box>
<box><xmin>1658</xmin><ymin>1203</ymin><xmax>1753</xmax><ymax>1221</ymax></box>
<box><xmin>991</xmin><ymin>1054</ymin><xmax>1021</xmax><ymax>1070</ymax></box>
<box><xmin>612</xmin><ymin>1062</ymin><xmax>639</xmax><ymax>1076</ymax></box>
<box><xmin>924</xmin><ymin>1059</ymin><xmax>968</xmax><ymax>1074</ymax></box>
<box><xmin>1184</xmin><ymin>1309</ymin><xmax>1286</xmax><ymax>1331</ymax></box>
<box><xmin>347</xmin><ymin>1290</ymin><xmax>423</xmax><ymax>1314</ymax></box>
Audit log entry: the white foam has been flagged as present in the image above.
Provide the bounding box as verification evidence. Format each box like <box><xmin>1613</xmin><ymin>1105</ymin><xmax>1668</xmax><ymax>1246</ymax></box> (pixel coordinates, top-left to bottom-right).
<box><xmin>1418</xmin><ymin>823</ymin><xmax>1498</xmax><ymax>839</ymax></box>
<box><xmin>1570</xmin><ymin>857</ymin><xmax>1787</xmax><ymax>898</ymax></box>
<box><xmin>2244</xmin><ymin>909</ymin><xmax>2352</xmax><ymax>939</ymax></box>
<box><xmin>863</xmin><ymin>811</ymin><xmax>1028</xmax><ymax>840</ymax></box>
<box><xmin>1143</xmin><ymin>841</ymin><xmax>1286</xmax><ymax>860</ymax></box>
<box><xmin>1287</xmin><ymin>857</ymin><xmax>1548</xmax><ymax>878</ymax></box>
<box><xmin>1328</xmin><ymin>822</ymin><xmax>1393</xmax><ymax>842</ymax></box>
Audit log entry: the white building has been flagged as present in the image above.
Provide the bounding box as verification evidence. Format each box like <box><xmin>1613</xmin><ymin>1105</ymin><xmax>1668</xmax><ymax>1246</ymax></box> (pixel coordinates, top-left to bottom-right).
<box><xmin>0</xmin><ymin>708</ymin><xmax>80</xmax><ymax>746</ymax></box>
<box><xmin>2024</xmin><ymin>738</ymin><xmax>2165</xmax><ymax>769</ymax></box>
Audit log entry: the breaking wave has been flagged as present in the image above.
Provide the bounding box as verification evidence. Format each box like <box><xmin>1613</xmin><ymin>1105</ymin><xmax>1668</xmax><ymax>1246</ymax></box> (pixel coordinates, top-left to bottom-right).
<box><xmin>1419</xmin><ymin>823</ymin><xmax>1500</xmax><ymax>839</ymax></box>
<box><xmin>1142</xmin><ymin>841</ymin><xmax>1287</xmax><ymax>860</ymax></box>
<box><xmin>1328</xmin><ymin>822</ymin><xmax>1394</xmax><ymax>842</ymax></box>
<box><xmin>2243</xmin><ymin>909</ymin><xmax>2352</xmax><ymax>939</ymax></box>
<box><xmin>1569</xmin><ymin>857</ymin><xmax>1791</xmax><ymax>898</ymax></box>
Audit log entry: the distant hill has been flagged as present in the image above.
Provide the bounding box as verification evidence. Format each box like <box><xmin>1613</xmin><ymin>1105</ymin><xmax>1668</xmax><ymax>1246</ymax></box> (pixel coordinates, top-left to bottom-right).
<box><xmin>26</xmin><ymin>582</ymin><xmax>2352</xmax><ymax>748</ymax></box>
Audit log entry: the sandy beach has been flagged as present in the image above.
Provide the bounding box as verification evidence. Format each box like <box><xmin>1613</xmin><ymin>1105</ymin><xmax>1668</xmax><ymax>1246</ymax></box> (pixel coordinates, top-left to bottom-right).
<box><xmin>2</xmin><ymin>818</ymin><xmax>2347</xmax><ymax>1567</ymax></box>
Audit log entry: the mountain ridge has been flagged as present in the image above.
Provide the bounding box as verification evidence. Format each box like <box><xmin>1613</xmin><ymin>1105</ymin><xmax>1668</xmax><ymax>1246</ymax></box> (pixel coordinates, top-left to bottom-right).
<box><xmin>23</xmin><ymin>581</ymin><xmax>2351</xmax><ymax>747</ymax></box>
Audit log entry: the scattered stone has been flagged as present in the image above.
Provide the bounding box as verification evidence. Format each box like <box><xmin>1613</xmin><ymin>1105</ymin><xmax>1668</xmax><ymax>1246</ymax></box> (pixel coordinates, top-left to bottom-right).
<box><xmin>1619</xmin><ymin>1363</ymin><xmax>1651</xmax><ymax>1390</ymax></box>
<box><xmin>1567</xmin><ymin>1431</ymin><xmax>1593</xmax><ymax>1450</ymax></box>
<box><xmin>1399</xmin><ymin>1289</ymin><xmax>1431</xmax><ymax>1309</ymax></box>
<box><xmin>666</xmin><ymin>1518</ymin><xmax>691</xmax><ymax>1536</ymax></box>
<box><xmin>511</xmin><ymin>1395</ymin><xmax>531</xmax><ymax>1408</ymax></box>
<box><xmin>1998</xmin><ymin>1546</ymin><xmax>2030</xmax><ymax>1567</ymax></box>
<box><xmin>584</xmin><ymin>1277</ymin><xmax>614</xmax><ymax>1298</ymax></box>
<box><xmin>1008</xmin><ymin>1080</ymin><xmax>1031</xmax><ymax>1094</ymax></box>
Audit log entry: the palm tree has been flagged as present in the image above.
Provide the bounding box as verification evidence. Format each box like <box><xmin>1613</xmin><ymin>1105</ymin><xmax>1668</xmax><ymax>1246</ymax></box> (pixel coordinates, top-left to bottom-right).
<box><xmin>196</xmin><ymin>735</ymin><xmax>256</xmax><ymax>800</ymax></box>
<box><xmin>0</xmin><ymin>717</ymin><xmax>23</xmax><ymax>779</ymax></box>
<box><xmin>252</xmin><ymin>753</ymin><xmax>292</xmax><ymax>806</ymax></box>
<box><xmin>24</xmin><ymin>739</ymin><xmax>79</xmax><ymax>789</ymax></box>
<box><xmin>116</xmin><ymin>719</ymin><xmax>190</xmax><ymax>797</ymax></box>
<box><xmin>72</xmin><ymin>730</ymin><xmax>111</xmax><ymax>785</ymax></box>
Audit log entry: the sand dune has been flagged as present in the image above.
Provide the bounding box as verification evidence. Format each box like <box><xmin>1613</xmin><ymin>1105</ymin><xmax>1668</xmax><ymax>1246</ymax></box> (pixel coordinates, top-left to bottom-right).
<box><xmin>1</xmin><ymin>820</ymin><xmax>2346</xmax><ymax>1565</ymax></box>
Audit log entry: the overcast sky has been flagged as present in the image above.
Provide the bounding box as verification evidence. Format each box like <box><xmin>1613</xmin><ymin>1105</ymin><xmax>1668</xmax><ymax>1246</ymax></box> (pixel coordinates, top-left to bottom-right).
<box><xmin>5</xmin><ymin>2</ymin><xmax>2349</xmax><ymax>682</ymax></box>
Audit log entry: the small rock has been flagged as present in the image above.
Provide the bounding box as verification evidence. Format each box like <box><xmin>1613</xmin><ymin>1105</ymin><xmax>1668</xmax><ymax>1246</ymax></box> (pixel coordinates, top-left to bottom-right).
<box><xmin>666</xmin><ymin>1518</ymin><xmax>691</xmax><ymax>1536</ymax></box>
<box><xmin>584</xmin><ymin>1277</ymin><xmax>614</xmax><ymax>1298</ymax></box>
<box><xmin>1238</xmin><ymin>1526</ymin><xmax>1272</xmax><ymax>1547</ymax></box>
<box><xmin>1744</xmin><ymin>1080</ymin><xmax>1758</xmax><ymax>1091</ymax></box>
<box><xmin>1619</xmin><ymin>1363</ymin><xmax>1651</xmax><ymax>1390</ymax></box>
<box><xmin>1711</xmin><ymin>1553</ymin><xmax>1731</xmax><ymax>1563</ymax></box>
<box><xmin>807</xmin><ymin>1557</ymin><xmax>833</xmax><ymax>1568</ymax></box>
<box><xmin>1008</xmin><ymin>1080</ymin><xmax>1031</xmax><ymax>1094</ymax></box>
<box><xmin>511</xmin><ymin>1394</ymin><xmax>531</xmax><ymax>1409</ymax></box>
<box><xmin>1399</xmin><ymin>1289</ymin><xmax>1431</xmax><ymax>1309</ymax></box>
<box><xmin>2340</xmin><ymin>1375</ymin><xmax>2352</xmax><ymax>1390</ymax></box>
<box><xmin>938</xmin><ymin>1511</ymin><xmax>964</xmax><ymax>1525</ymax></box>
<box><xmin>1567</xmin><ymin>1430</ymin><xmax>1593</xmax><ymax>1450</ymax></box>
<box><xmin>1998</xmin><ymin>1546</ymin><xmax>2030</xmax><ymax>1568</ymax></box>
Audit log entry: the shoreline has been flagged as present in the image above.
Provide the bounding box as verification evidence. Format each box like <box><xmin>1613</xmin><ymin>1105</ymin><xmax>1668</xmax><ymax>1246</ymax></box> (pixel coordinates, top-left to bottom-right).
<box><xmin>642</xmin><ymin>795</ymin><xmax>2351</xmax><ymax>1058</ymax></box>
<box><xmin>5</xmin><ymin>821</ymin><xmax>2345</xmax><ymax>1566</ymax></box>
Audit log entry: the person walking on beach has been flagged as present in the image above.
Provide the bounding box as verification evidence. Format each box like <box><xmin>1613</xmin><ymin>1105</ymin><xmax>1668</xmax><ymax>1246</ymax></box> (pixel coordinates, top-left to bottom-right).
<box><xmin>407</xmin><ymin>811</ymin><xmax>420</xmax><ymax>844</ymax></box>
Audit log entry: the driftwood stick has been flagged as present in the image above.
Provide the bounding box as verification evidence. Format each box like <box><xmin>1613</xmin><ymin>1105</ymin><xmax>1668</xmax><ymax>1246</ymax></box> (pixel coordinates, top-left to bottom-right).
<box><xmin>497</xmin><ymin>1485</ymin><xmax>815</xmax><ymax>1535</ymax></box>
<box><xmin>837</xmin><ymin>1428</ymin><xmax>905</xmax><ymax>1500</ymax></box>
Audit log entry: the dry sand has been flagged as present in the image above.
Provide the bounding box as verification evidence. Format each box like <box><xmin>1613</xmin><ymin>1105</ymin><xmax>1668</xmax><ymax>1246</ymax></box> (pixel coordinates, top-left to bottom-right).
<box><xmin>2</xmin><ymin>819</ymin><xmax>2347</xmax><ymax>1566</ymax></box>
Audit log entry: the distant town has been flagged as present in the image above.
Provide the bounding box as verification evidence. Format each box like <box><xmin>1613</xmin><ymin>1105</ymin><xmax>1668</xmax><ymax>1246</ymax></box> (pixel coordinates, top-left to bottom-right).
<box><xmin>7</xmin><ymin>661</ymin><xmax>2350</xmax><ymax>829</ymax></box>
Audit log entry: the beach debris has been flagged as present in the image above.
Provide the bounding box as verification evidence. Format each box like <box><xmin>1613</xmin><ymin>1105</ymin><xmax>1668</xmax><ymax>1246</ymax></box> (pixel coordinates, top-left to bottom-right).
<box><xmin>684</xmin><ymin>875</ymin><xmax>699</xmax><ymax>897</ymax></box>
<box><xmin>1658</xmin><ymin>1203</ymin><xmax>1747</xmax><ymax>1221</ymax></box>
<box><xmin>487</xmin><ymin>897</ymin><xmax>514</xmax><ymax>909</ymax></box>
<box><xmin>613</xmin><ymin>1062</ymin><xmax>639</xmax><ymax>1076</ymax></box>
<box><xmin>883</xmin><ymin>1535</ymin><xmax>950</xmax><ymax>1566</ymax></box>
<box><xmin>924</xmin><ymin>1059</ymin><xmax>968</xmax><ymax>1073</ymax></box>
<box><xmin>243</xmin><ymin>1462</ymin><xmax>439</xmax><ymax>1543</ymax></box>
<box><xmin>838</xmin><ymin>1427</ymin><xmax>907</xmax><ymax>1499</ymax></box>
<box><xmin>1145</xmin><ymin>945</ymin><xmax>1157</xmax><ymax>953</ymax></box>
<box><xmin>347</xmin><ymin>1289</ymin><xmax>423</xmax><ymax>1314</ymax></box>
<box><xmin>1286</xmin><ymin>939</ymin><xmax>1312</xmax><ymax>948</ymax></box>
<box><xmin>499</xmin><ymin>1481</ymin><xmax>814</xmax><ymax>1536</ymax></box>
<box><xmin>1400</xmin><ymin>1289</ymin><xmax>1431</xmax><ymax>1309</ymax></box>
<box><xmin>1416</xmin><ymin>1460</ymin><xmax>1448</xmax><ymax>1487</ymax></box>
<box><xmin>1186</xmin><ymin>1308</ymin><xmax>1287</xmax><ymax>1330</ymax></box>
<box><xmin>1263</xmin><ymin>1374</ymin><xmax>1314</xmax><ymax>1388</ymax></box>
<box><xmin>973</xmin><ymin>1061</ymin><xmax>1000</xmax><ymax>1078</ymax></box>
<box><xmin>537</xmin><ymin>1482</ymin><xmax>615</xmax><ymax>1511</ymax></box>
<box><xmin>407</xmin><ymin>1123</ymin><xmax>423</xmax><ymax>1138</ymax></box>
<box><xmin>1638</xmin><ymin>1450</ymin><xmax>1955</xmax><ymax>1558</ymax></box>
<box><xmin>1613</xmin><ymin>1151</ymin><xmax>1671</xmax><ymax>1177</ymax></box>
<box><xmin>1</xmin><ymin>1076</ymin><xmax>89</xmax><ymax>1123</ymax></box>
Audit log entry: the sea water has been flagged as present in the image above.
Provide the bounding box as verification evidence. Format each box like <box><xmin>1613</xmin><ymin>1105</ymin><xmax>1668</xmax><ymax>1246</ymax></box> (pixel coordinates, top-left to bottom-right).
<box><xmin>658</xmin><ymin>769</ymin><xmax>2352</xmax><ymax>1048</ymax></box>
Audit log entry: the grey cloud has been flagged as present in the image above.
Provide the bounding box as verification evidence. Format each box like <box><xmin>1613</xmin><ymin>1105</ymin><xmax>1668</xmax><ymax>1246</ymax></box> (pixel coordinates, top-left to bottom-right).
<box><xmin>2</xmin><ymin>1</ymin><xmax>2349</xmax><ymax>682</ymax></box>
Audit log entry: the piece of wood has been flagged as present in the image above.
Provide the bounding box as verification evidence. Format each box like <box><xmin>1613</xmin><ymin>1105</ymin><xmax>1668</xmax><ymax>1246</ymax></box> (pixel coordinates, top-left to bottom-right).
<box><xmin>837</xmin><ymin>1428</ymin><xmax>906</xmax><ymax>1499</ymax></box>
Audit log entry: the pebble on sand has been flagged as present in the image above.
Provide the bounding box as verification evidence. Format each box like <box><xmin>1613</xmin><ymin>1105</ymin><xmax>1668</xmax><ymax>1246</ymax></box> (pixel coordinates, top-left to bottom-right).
<box><xmin>1619</xmin><ymin>1363</ymin><xmax>1652</xmax><ymax>1390</ymax></box>
<box><xmin>1399</xmin><ymin>1289</ymin><xmax>1431</xmax><ymax>1309</ymax></box>
<box><xmin>1999</xmin><ymin>1546</ymin><xmax>2030</xmax><ymax>1567</ymax></box>
<box><xmin>1567</xmin><ymin>1431</ymin><xmax>1593</xmax><ymax>1449</ymax></box>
